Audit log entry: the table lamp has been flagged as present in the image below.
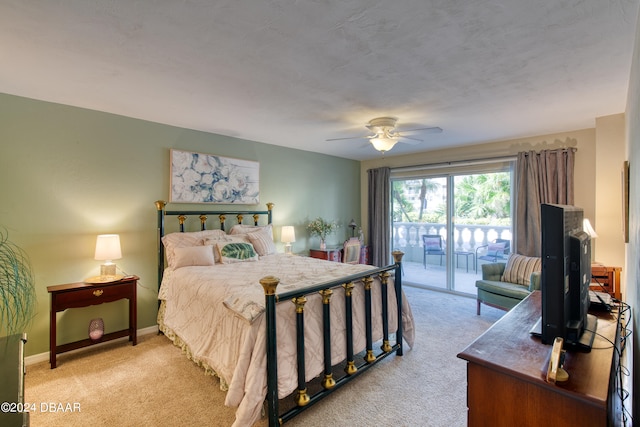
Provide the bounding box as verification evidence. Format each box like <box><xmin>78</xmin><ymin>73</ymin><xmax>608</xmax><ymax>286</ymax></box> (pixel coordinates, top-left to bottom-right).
<box><xmin>90</xmin><ymin>234</ymin><xmax>123</xmax><ymax>282</ymax></box>
<box><xmin>281</xmin><ymin>226</ymin><xmax>295</xmax><ymax>255</ymax></box>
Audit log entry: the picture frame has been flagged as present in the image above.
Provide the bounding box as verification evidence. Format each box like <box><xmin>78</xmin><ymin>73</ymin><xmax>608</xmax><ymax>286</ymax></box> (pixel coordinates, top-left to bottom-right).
<box><xmin>170</xmin><ymin>149</ymin><xmax>259</xmax><ymax>204</ymax></box>
<box><xmin>622</xmin><ymin>160</ymin><xmax>629</xmax><ymax>243</ymax></box>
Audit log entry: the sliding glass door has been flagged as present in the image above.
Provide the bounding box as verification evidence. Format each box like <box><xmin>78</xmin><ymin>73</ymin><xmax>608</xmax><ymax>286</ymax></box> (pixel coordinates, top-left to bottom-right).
<box><xmin>391</xmin><ymin>162</ymin><xmax>513</xmax><ymax>295</ymax></box>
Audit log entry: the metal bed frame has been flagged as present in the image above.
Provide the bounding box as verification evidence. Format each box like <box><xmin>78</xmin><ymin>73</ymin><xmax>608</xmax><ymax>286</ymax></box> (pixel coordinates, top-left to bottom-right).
<box><xmin>155</xmin><ymin>201</ymin><xmax>405</xmax><ymax>426</ymax></box>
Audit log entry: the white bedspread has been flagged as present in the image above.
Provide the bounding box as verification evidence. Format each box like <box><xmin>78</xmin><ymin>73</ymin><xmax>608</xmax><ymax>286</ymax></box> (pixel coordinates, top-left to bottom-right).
<box><xmin>158</xmin><ymin>254</ymin><xmax>415</xmax><ymax>427</ymax></box>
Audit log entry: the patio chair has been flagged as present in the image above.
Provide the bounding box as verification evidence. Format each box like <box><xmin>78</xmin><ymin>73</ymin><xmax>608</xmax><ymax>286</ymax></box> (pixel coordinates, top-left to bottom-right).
<box><xmin>475</xmin><ymin>239</ymin><xmax>510</xmax><ymax>273</ymax></box>
<box><xmin>422</xmin><ymin>234</ymin><xmax>445</xmax><ymax>268</ymax></box>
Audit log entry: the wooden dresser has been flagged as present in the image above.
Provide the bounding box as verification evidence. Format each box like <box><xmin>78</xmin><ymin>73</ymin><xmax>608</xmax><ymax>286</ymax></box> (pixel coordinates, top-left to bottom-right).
<box><xmin>458</xmin><ymin>291</ymin><xmax>622</xmax><ymax>426</ymax></box>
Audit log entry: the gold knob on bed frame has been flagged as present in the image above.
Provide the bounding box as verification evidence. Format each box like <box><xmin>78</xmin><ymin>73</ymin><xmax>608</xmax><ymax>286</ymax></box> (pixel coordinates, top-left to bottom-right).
<box><xmin>93</xmin><ymin>290</ymin><xmax>103</xmax><ymax>297</ymax></box>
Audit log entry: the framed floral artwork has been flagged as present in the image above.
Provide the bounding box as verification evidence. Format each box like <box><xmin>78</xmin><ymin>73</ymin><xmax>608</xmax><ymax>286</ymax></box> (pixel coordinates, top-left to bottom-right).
<box><xmin>170</xmin><ymin>149</ymin><xmax>259</xmax><ymax>204</ymax></box>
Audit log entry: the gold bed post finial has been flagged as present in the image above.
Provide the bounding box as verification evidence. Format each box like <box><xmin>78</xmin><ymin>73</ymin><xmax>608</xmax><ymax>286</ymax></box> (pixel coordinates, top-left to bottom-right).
<box><xmin>266</xmin><ymin>202</ymin><xmax>274</xmax><ymax>211</ymax></box>
<box><xmin>155</xmin><ymin>200</ymin><xmax>166</xmax><ymax>210</ymax></box>
<box><xmin>260</xmin><ymin>276</ymin><xmax>280</xmax><ymax>295</ymax></box>
<box><xmin>392</xmin><ymin>250</ymin><xmax>404</xmax><ymax>263</ymax></box>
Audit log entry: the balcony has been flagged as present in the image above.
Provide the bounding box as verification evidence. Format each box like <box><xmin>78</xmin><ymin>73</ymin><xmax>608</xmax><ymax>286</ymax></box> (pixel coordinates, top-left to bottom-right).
<box><xmin>392</xmin><ymin>222</ymin><xmax>512</xmax><ymax>295</ymax></box>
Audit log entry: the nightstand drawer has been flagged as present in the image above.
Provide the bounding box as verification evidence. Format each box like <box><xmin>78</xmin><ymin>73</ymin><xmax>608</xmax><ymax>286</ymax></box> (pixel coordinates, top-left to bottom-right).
<box><xmin>53</xmin><ymin>281</ymin><xmax>134</xmax><ymax>310</ymax></box>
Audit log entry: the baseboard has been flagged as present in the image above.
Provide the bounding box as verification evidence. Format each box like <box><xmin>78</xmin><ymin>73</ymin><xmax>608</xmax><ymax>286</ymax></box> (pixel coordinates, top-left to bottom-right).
<box><xmin>25</xmin><ymin>325</ymin><xmax>159</xmax><ymax>366</ymax></box>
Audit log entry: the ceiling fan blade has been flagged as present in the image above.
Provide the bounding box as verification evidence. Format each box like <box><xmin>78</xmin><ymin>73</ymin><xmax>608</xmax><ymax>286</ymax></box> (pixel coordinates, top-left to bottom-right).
<box><xmin>326</xmin><ymin>135</ymin><xmax>370</xmax><ymax>141</ymax></box>
<box><xmin>401</xmin><ymin>126</ymin><xmax>443</xmax><ymax>134</ymax></box>
<box><xmin>398</xmin><ymin>135</ymin><xmax>423</xmax><ymax>142</ymax></box>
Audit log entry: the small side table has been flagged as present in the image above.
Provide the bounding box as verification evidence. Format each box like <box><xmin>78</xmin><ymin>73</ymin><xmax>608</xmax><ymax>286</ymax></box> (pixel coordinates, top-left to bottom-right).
<box><xmin>47</xmin><ymin>276</ymin><xmax>138</xmax><ymax>368</ymax></box>
<box><xmin>590</xmin><ymin>263</ymin><xmax>622</xmax><ymax>300</ymax></box>
<box><xmin>309</xmin><ymin>248</ymin><xmax>342</xmax><ymax>262</ymax></box>
<box><xmin>455</xmin><ymin>251</ymin><xmax>475</xmax><ymax>273</ymax></box>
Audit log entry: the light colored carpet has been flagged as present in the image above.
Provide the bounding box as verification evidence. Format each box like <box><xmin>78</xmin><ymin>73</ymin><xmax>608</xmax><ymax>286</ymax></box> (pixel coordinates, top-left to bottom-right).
<box><xmin>25</xmin><ymin>286</ymin><xmax>503</xmax><ymax>427</ymax></box>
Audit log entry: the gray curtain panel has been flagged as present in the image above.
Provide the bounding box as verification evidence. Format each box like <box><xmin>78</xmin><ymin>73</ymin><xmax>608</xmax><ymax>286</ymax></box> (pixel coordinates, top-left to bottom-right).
<box><xmin>515</xmin><ymin>148</ymin><xmax>575</xmax><ymax>257</ymax></box>
<box><xmin>367</xmin><ymin>167</ymin><xmax>390</xmax><ymax>266</ymax></box>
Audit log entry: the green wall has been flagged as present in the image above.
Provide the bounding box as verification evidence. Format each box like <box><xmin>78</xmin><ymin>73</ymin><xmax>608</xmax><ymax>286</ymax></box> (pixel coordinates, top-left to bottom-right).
<box><xmin>0</xmin><ymin>93</ymin><xmax>361</xmax><ymax>356</ymax></box>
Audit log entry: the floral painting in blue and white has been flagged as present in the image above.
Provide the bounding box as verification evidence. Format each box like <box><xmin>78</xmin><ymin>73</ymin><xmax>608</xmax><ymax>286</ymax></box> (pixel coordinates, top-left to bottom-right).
<box><xmin>170</xmin><ymin>150</ymin><xmax>259</xmax><ymax>204</ymax></box>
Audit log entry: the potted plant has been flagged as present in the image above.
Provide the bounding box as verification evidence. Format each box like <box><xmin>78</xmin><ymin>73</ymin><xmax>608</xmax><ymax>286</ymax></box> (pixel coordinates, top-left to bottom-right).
<box><xmin>307</xmin><ymin>217</ymin><xmax>338</xmax><ymax>250</ymax></box>
<box><xmin>0</xmin><ymin>229</ymin><xmax>36</xmax><ymax>338</ymax></box>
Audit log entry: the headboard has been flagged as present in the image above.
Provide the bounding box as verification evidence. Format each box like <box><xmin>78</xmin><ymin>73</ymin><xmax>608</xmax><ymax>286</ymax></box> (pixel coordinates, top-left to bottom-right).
<box><xmin>155</xmin><ymin>200</ymin><xmax>274</xmax><ymax>289</ymax></box>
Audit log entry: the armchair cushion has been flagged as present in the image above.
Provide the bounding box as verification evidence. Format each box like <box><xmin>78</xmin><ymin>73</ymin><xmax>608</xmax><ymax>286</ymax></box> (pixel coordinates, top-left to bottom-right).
<box><xmin>501</xmin><ymin>254</ymin><xmax>542</xmax><ymax>287</ymax></box>
<box><xmin>475</xmin><ymin>262</ymin><xmax>541</xmax><ymax>314</ymax></box>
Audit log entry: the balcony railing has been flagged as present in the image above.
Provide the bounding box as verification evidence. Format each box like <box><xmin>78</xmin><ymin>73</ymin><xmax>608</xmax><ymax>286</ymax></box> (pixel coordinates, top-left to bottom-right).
<box><xmin>392</xmin><ymin>222</ymin><xmax>512</xmax><ymax>264</ymax></box>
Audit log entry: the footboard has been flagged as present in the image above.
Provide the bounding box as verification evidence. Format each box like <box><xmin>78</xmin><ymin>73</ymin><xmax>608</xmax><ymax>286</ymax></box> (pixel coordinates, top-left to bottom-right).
<box><xmin>261</xmin><ymin>251</ymin><xmax>405</xmax><ymax>426</ymax></box>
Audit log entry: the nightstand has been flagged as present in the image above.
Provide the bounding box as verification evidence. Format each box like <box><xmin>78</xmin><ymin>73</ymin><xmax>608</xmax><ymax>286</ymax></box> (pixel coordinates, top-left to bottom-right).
<box><xmin>47</xmin><ymin>276</ymin><xmax>138</xmax><ymax>368</ymax></box>
<box><xmin>309</xmin><ymin>248</ymin><xmax>342</xmax><ymax>262</ymax></box>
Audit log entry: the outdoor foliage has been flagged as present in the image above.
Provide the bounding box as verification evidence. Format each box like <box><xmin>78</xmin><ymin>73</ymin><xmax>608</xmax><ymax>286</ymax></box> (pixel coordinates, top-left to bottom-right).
<box><xmin>392</xmin><ymin>172</ymin><xmax>511</xmax><ymax>225</ymax></box>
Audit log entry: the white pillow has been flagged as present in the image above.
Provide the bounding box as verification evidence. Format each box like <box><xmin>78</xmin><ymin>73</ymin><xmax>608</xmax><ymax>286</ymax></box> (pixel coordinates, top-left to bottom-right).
<box><xmin>229</xmin><ymin>223</ymin><xmax>273</xmax><ymax>239</ymax></box>
<box><xmin>246</xmin><ymin>229</ymin><xmax>276</xmax><ymax>256</ymax></box>
<box><xmin>216</xmin><ymin>241</ymin><xmax>259</xmax><ymax>264</ymax></box>
<box><xmin>162</xmin><ymin>229</ymin><xmax>227</xmax><ymax>268</ymax></box>
<box><xmin>172</xmin><ymin>245</ymin><xmax>216</xmax><ymax>269</ymax></box>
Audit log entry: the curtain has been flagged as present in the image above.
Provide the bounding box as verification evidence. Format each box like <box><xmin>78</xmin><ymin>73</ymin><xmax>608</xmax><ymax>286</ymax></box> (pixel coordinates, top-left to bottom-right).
<box><xmin>515</xmin><ymin>148</ymin><xmax>575</xmax><ymax>257</ymax></box>
<box><xmin>367</xmin><ymin>167</ymin><xmax>390</xmax><ymax>266</ymax></box>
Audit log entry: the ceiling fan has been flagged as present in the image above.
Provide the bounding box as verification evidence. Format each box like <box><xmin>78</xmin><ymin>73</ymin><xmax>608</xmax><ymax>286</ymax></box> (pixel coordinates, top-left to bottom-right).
<box><xmin>327</xmin><ymin>117</ymin><xmax>443</xmax><ymax>153</ymax></box>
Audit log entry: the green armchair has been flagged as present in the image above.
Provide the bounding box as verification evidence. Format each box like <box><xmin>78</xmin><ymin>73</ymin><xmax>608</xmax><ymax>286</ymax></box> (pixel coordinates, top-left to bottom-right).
<box><xmin>476</xmin><ymin>261</ymin><xmax>541</xmax><ymax>314</ymax></box>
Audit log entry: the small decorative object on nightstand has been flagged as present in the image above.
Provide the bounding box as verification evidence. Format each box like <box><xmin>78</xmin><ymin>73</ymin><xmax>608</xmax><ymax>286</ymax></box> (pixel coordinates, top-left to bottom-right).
<box><xmin>89</xmin><ymin>318</ymin><xmax>105</xmax><ymax>342</ymax></box>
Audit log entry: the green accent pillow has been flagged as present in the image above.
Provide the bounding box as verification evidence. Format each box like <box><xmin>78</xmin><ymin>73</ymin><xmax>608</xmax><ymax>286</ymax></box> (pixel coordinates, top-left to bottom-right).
<box><xmin>216</xmin><ymin>242</ymin><xmax>259</xmax><ymax>264</ymax></box>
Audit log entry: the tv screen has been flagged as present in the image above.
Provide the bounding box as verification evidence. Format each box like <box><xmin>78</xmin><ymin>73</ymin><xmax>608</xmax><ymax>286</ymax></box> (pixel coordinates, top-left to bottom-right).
<box><xmin>534</xmin><ymin>203</ymin><xmax>597</xmax><ymax>352</ymax></box>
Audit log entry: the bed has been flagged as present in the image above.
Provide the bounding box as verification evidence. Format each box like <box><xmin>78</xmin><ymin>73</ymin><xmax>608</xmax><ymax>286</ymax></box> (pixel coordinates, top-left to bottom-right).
<box><xmin>155</xmin><ymin>201</ymin><xmax>415</xmax><ymax>426</ymax></box>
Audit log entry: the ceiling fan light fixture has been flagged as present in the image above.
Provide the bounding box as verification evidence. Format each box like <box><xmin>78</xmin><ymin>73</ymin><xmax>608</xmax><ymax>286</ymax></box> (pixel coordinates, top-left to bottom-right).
<box><xmin>370</xmin><ymin>136</ymin><xmax>399</xmax><ymax>152</ymax></box>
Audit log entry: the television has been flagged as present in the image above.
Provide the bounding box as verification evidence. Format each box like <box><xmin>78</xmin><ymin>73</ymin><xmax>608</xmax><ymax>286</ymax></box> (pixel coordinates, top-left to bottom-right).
<box><xmin>532</xmin><ymin>203</ymin><xmax>597</xmax><ymax>352</ymax></box>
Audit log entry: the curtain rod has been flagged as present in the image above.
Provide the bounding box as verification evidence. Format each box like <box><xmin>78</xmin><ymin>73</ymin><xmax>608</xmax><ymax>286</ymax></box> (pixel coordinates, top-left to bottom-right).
<box><xmin>392</xmin><ymin>155</ymin><xmax>517</xmax><ymax>173</ymax></box>
<box><xmin>391</xmin><ymin>147</ymin><xmax>576</xmax><ymax>173</ymax></box>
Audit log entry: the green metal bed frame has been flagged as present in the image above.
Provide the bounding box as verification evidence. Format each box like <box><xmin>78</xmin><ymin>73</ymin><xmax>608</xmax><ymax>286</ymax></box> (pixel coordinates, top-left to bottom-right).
<box><xmin>155</xmin><ymin>201</ymin><xmax>405</xmax><ymax>426</ymax></box>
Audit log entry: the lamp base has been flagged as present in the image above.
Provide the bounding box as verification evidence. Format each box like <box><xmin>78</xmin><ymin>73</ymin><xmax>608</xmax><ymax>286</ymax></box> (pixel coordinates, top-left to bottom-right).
<box><xmin>100</xmin><ymin>263</ymin><xmax>117</xmax><ymax>277</ymax></box>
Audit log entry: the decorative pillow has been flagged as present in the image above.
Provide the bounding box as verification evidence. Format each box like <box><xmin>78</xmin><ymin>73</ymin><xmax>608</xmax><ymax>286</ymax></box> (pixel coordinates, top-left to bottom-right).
<box><xmin>216</xmin><ymin>241</ymin><xmax>259</xmax><ymax>264</ymax></box>
<box><xmin>172</xmin><ymin>245</ymin><xmax>216</xmax><ymax>269</ymax></box>
<box><xmin>162</xmin><ymin>229</ymin><xmax>227</xmax><ymax>269</ymax></box>
<box><xmin>501</xmin><ymin>254</ymin><xmax>542</xmax><ymax>287</ymax></box>
<box><xmin>229</xmin><ymin>223</ymin><xmax>273</xmax><ymax>239</ymax></box>
<box><xmin>487</xmin><ymin>242</ymin><xmax>507</xmax><ymax>257</ymax></box>
<box><xmin>246</xmin><ymin>229</ymin><xmax>276</xmax><ymax>256</ymax></box>
<box><xmin>204</xmin><ymin>234</ymin><xmax>240</xmax><ymax>263</ymax></box>
<box><xmin>424</xmin><ymin>237</ymin><xmax>442</xmax><ymax>250</ymax></box>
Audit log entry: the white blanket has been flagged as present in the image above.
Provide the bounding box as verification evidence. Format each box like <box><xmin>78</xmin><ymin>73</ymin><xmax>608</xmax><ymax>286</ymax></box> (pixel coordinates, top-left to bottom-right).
<box><xmin>158</xmin><ymin>254</ymin><xmax>415</xmax><ymax>427</ymax></box>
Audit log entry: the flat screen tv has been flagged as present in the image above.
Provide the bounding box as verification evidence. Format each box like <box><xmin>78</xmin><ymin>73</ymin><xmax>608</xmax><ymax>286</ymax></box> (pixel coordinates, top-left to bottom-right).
<box><xmin>531</xmin><ymin>203</ymin><xmax>597</xmax><ymax>352</ymax></box>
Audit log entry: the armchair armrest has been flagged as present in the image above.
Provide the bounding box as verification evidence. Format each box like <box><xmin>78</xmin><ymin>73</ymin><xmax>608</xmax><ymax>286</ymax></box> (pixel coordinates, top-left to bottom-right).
<box><xmin>481</xmin><ymin>262</ymin><xmax>506</xmax><ymax>281</ymax></box>
<box><xmin>528</xmin><ymin>271</ymin><xmax>541</xmax><ymax>292</ymax></box>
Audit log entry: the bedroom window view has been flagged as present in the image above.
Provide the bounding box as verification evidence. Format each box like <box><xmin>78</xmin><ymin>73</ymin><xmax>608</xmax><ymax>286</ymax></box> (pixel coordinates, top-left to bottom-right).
<box><xmin>392</xmin><ymin>171</ymin><xmax>512</xmax><ymax>295</ymax></box>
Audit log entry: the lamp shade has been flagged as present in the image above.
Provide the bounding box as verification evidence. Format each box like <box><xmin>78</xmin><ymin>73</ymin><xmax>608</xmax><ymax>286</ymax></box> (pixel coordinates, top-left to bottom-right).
<box><xmin>582</xmin><ymin>219</ymin><xmax>598</xmax><ymax>238</ymax></box>
<box><xmin>94</xmin><ymin>234</ymin><xmax>122</xmax><ymax>261</ymax></box>
<box><xmin>281</xmin><ymin>226</ymin><xmax>296</xmax><ymax>243</ymax></box>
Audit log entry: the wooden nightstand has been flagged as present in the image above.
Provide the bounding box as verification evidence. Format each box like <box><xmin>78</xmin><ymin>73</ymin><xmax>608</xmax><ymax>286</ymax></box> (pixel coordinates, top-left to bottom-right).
<box><xmin>47</xmin><ymin>276</ymin><xmax>138</xmax><ymax>368</ymax></box>
<box><xmin>309</xmin><ymin>248</ymin><xmax>342</xmax><ymax>262</ymax></box>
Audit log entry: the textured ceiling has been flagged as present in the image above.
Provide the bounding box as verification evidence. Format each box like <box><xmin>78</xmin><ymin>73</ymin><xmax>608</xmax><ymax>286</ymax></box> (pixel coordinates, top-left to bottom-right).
<box><xmin>1</xmin><ymin>1</ymin><xmax>638</xmax><ymax>160</ymax></box>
